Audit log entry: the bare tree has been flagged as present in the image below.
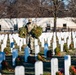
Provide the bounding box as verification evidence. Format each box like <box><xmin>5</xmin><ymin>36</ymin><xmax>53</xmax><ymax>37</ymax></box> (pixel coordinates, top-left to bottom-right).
<box><xmin>52</xmin><ymin>0</ymin><xmax>61</xmax><ymax>32</ymax></box>
<box><xmin>40</xmin><ymin>0</ymin><xmax>65</xmax><ymax>32</ymax></box>
<box><xmin>67</xmin><ymin>0</ymin><xmax>76</xmax><ymax>17</ymax></box>
<box><xmin>0</xmin><ymin>0</ymin><xmax>69</xmax><ymax>18</ymax></box>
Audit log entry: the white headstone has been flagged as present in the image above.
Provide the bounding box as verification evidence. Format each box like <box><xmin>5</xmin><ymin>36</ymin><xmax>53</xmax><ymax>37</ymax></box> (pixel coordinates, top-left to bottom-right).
<box><xmin>60</xmin><ymin>40</ymin><xmax>64</xmax><ymax>52</ymax></box>
<box><xmin>57</xmin><ymin>32</ymin><xmax>61</xmax><ymax>44</ymax></box>
<box><xmin>67</xmin><ymin>39</ymin><xmax>71</xmax><ymax>49</ymax></box>
<box><xmin>15</xmin><ymin>66</ymin><xmax>25</xmax><ymax>75</ymax></box>
<box><xmin>35</xmin><ymin>61</ymin><xmax>43</xmax><ymax>75</ymax></box>
<box><xmin>41</xmin><ymin>39</ymin><xmax>45</xmax><ymax>47</ymax></box>
<box><xmin>11</xmin><ymin>48</ymin><xmax>13</xmax><ymax>53</ymax></box>
<box><xmin>64</xmin><ymin>37</ymin><xmax>66</xmax><ymax>43</ymax></box>
<box><xmin>0</xmin><ymin>73</ymin><xmax>1</xmax><ymax>75</ymax></box>
<box><xmin>72</xmin><ymin>31</ymin><xmax>75</xmax><ymax>39</ymax></box>
<box><xmin>17</xmin><ymin>37</ymin><xmax>20</xmax><ymax>46</ymax></box>
<box><xmin>58</xmin><ymin>38</ymin><xmax>61</xmax><ymax>45</ymax></box>
<box><xmin>61</xmin><ymin>32</ymin><xmax>64</xmax><ymax>38</ymax></box>
<box><xmin>35</xmin><ymin>45</ymin><xmax>40</xmax><ymax>57</ymax></box>
<box><xmin>44</xmin><ymin>33</ymin><xmax>48</xmax><ymax>42</ymax></box>
<box><xmin>35</xmin><ymin>39</ymin><xmax>38</xmax><ymax>46</ymax></box>
<box><xmin>73</xmin><ymin>38</ymin><xmax>76</xmax><ymax>48</ymax></box>
<box><xmin>19</xmin><ymin>40</ymin><xmax>23</xmax><ymax>51</ymax></box>
<box><xmin>23</xmin><ymin>38</ymin><xmax>26</xmax><ymax>45</ymax></box>
<box><xmin>52</xmin><ymin>33</ymin><xmax>57</xmax><ymax>55</ymax></box>
<box><xmin>47</xmin><ymin>38</ymin><xmax>51</xmax><ymax>47</ymax></box>
<box><xmin>53</xmin><ymin>32</ymin><xmax>56</xmax><ymax>43</ymax></box>
<box><xmin>1</xmin><ymin>44</ymin><xmax>4</xmax><ymax>52</ymax></box>
<box><xmin>51</xmin><ymin>58</ymin><xmax>58</xmax><ymax>75</ymax></box>
<box><xmin>64</xmin><ymin>55</ymin><xmax>71</xmax><ymax>75</ymax></box>
<box><xmin>53</xmin><ymin>42</ymin><xmax>56</xmax><ymax>55</ymax></box>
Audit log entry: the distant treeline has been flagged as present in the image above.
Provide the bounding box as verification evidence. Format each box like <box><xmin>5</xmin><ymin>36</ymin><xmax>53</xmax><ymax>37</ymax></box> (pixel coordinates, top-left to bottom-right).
<box><xmin>0</xmin><ymin>0</ymin><xmax>76</xmax><ymax>18</ymax></box>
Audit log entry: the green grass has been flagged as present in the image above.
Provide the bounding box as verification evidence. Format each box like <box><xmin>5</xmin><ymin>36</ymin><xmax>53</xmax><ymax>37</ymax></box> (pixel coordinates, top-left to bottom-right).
<box><xmin>43</xmin><ymin>72</ymin><xmax>51</xmax><ymax>75</ymax></box>
<box><xmin>2</xmin><ymin>70</ymin><xmax>14</xmax><ymax>74</ymax></box>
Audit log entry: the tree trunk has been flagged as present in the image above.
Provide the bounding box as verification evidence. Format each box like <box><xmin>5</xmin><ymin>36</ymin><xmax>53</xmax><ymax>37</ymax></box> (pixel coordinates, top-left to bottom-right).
<box><xmin>53</xmin><ymin>0</ymin><xmax>57</xmax><ymax>32</ymax></box>
<box><xmin>53</xmin><ymin>16</ymin><xmax>57</xmax><ymax>32</ymax></box>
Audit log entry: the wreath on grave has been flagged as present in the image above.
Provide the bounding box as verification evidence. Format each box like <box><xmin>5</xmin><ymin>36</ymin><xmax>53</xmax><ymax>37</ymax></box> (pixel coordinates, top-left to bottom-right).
<box><xmin>21</xmin><ymin>45</ymin><xmax>26</xmax><ymax>51</ymax></box>
<box><xmin>56</xmin><ymin>71</ymin><xmax>63</xmax><ymax>75</ymax></box>
<box><xmin>15</xmin><ymin>56</ymin><xmax>23</xmax><ymax>66</ymax></box>
<box><xmin>47</xmin><ymin>73</ymin><xmax>51</xmax><ymax>75</ymax></box>
<box><xmin>37</xmin><ymin>53</ymin><xmax>45</xmax><ymax>61</ymax></box>
<box><xmin>69</xmin><ymin>66</ymin><xmax>76</xmax><ymax>75</ymax></box>
<box><xmin>4</xmin><ymin>47</ymin><xmax>11</xmax><ymax>55</ymax></box>
<box><xmin>55</xmin><ymin>47</ymin><xmax>61</xmax><ymax>56</ymax></box>
<box><xmin>69</xmin><ymin>43</ymin><xmax>74</xmax><ymax>50</ymax></box>
<box><xmin>1</xmin><ymin>60</ymin><xmax>14</xmax><ymax>72</ymax></box>
<box><xmin>63</xmin><ymin>43</ymin><xmax>68</xmax><ymax>52</ymax></box>
<box><xmin>47</xmin><ymin>50</ymin><xmax>52</xmax><ymax>58</ymax></box>
<box><xmin>27</xmin><ymin>56</ymin><xmax>36</xmax><ymax>63</ymax></box>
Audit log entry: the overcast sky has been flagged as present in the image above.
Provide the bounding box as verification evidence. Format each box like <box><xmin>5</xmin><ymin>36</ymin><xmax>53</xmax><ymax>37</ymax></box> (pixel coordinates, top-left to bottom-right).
<box><xmin>63</xmin><ymin>0</ymin><xmax>70</xmax><ymax>5</ymax></box>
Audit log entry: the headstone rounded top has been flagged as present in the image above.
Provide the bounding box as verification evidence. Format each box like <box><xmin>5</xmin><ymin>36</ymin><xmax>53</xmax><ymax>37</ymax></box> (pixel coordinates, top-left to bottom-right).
<box><xmin>25</xmin><ymin>46</ymin><xmax>30</xmax><ymax>50</ymax></box>
<box><xmin>51</xmin><ymin>58</ymin><xmax>58</xmax><ymax>61</ymax></box>
<box><xmin>16</xmin><ymin>66</ymin><xmax>24</xmax><ymax>68</ymax></box>
<box><xmin>35</xmin><ymin>61</ymin><xmax>43</xmax><ymax>64</ymax></box>
<box><xmin>44</xmin><ymin>43</ymin><xmax>48</xmax><ymax>47</ymax></box>
<box><xmin>64</xmin><ymin>55</ymin><xmax>70</xmax><ymax>60</ymax></box>
<box><xmin>13</xmin><ymin>49</ymin><xmax>18</xmax><ymax>51</ymax></box>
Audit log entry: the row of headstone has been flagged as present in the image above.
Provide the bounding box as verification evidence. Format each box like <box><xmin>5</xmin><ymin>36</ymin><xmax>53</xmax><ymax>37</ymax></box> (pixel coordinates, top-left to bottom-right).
<box><xmin>51</xmin><ymin>55</ymin><xmax>71</xmax><ymax>75</ymax></box>
<box><xmin>39</xmin><ymin>32</ymin><xmax>76</xmax><ymax>54</ymax></box>
<box><xmin>0</xmin><ymin>45</ymin><xmax>30</xmax><ymax>67</ymax></box>
<box><xmin>0</xmin><ymin>52</ymin><xmax>71</xmax><ymax>75</ymax></box>
<box><xmin>1</xmin><ymin>31</ymin><xmax>76</xmax><ymax>53</ymax></box>
<box><xmin>0</xmin><ymin>61</ymin><xmax>43</xmax><ymax>75</ymax></box>
<box><xmin>13</xmin><ymin>55</ymin><xmax>71</xmax><ymax>75</ymax></box>
<box><xmin>12</xmin><ymin>46</ymin><xmax>30</xmax><ymax>66</ymax></box>
<box><xmin>0</xmin><ymin>32</ymin><xmax>73</xmax><ymax>54</ymax></box>
<box><xmin>36</xmin><ymin>31</ymin><xmax>76</xmax><ymax>56</ymax></box>
<box><xmin>39</xmin><ymin>33</ymin><xmax>53</xmax><ymax>47</ymax></box>
<box><xmin>57</xmin><ymin>32</ymin><xmax>69</xmax><ymax>44</ymax></box>
<box><xmin>35</xmin><ymin>42</ymin><xmax>49</xmax><ymax>58</ymax></box>
<box><xmin>57</xmin><ymin>32</ymin><xmax>71</xmax><ymax>52</ymax></box>
<box><xmin>0</xmin><ymin>45</ymin><xmax>29</xmax><ymax>67</ymax></box>
<box><xmin>15</xmin><ymin>60</ymin><xmax>57</xmax><ymax>75</ymax></box>
<box><xmin>0</xmin><ymin>32</ymin><xmax>74</xmax><ymax>56</ymax></box>
<box><xmin>9</xmin><ymin>34</ymin><xmax>26</xmax><ymax>52</ymax></box>
<box><xmin>35</xmin><ymin>55</ymin><xmax>71</xmax><ymax>75</ymax></box>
